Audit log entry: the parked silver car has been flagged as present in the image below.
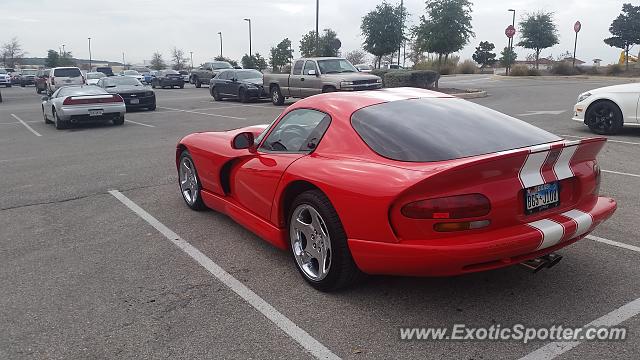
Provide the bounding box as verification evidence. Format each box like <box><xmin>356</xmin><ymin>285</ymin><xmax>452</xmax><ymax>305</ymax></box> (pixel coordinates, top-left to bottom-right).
<box><xmin>41</xmin><ymin>85</ymin><xmax>126</xmax><ymax>129</ymax></box>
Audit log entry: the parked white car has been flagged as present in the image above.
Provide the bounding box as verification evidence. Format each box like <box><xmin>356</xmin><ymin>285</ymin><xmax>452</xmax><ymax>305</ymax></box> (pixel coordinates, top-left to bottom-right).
<box><xmin>47</xmin><ymin>67</ymin><xmax>85</xmax><ymax>93</ymax></box>
<box><xmin>0</xmin><ymin>69</ymin><xmax>11</xmax><ymax>87</ymax></box>
<box><xmin>573</xmin><ymin>82</ymin><xmax>640</xmax><ymax>134</ymax></box>
<box><xmin>41</xmin><ymin>85</ymin><xmax>125</xmax><ymax>129</ymax></box>
<box><xmin>85</xmin><ymin>71</ymin><xmax>106</xmax><ymax>85</ymax></box>
<box><xmin>121</xmin><ymin>69</ymin><xmax>145</xmax><ymax>83</ymax></box>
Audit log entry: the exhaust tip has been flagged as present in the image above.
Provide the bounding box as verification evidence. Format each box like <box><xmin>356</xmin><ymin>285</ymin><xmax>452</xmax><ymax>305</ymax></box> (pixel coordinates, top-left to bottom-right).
<box><xmin>520</xmin><ymin>253</ymin><xmax>563</xmax><ymax>273</ymax></box>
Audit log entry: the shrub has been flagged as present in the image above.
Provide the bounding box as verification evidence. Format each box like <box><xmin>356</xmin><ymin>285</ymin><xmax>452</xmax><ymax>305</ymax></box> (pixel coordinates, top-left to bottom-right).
<box><xmin>584</xmin><ymin>66</ymin><xmax>600</xmax><ymax>75</ymax></box>
<box><xmin>550</xmin><ymin>61</ymin><xmax>580</xmax><ymax>75</ymax></box>
<box><xmin>383</xmin><ymin>70</ymin><xmax>440</xmax><ymax>89</ymax></box>
<box><xmin>509</xmin><ymin>64</ymin><xmax>530</xmax><ymax>76</ymax></box>
<box><xmin>606</xmin><ymin>64</ymin><xmax>623</xmax><ymax>76</ymax></box>
<box><xmin>413</xmin><ymin>56</ymin><xmax>459</xmax><ymax>74</ymax></box>
<box><xmin>527</xmin><ymin>68</ymin><xmax>541</xmax><ymax>76</ymax></box>
<box><xmin>458</xmin><ymin>60</ymin><xmax>477</xmax><ymax>74</ymax></box>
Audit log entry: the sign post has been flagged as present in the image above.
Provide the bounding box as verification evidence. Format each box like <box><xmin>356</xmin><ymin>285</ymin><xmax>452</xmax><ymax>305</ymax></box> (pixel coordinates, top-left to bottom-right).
<box><xmin>505</xmin><ymin>25</ymin><xmax>516</xmax><ymax>75</ymax></box>
<box><xmin>573</xmin><ymin>21</ymin><xmax>581</xmax><ymax>67</ymax></box>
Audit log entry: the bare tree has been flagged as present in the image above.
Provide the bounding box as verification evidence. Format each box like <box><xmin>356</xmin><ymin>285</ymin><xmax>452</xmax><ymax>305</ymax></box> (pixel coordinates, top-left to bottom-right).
<box><xmin>171</xmin><ymin>47</ymin><xmax>188</xmax><ymax>70</ymax></box>
<box><xmin>344</xmin><ymin>49</ymin><xmax>368</xmax><ymax>65</ymax></box>
<box><xmin>2</xmin><ymin>37</ymin><xmax>25</xmax><ymax>67</ymax></box>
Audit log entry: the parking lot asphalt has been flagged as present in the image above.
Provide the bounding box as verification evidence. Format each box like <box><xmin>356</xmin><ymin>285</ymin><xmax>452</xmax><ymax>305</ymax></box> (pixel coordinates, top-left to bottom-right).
<box><xmin>1</xmin><ymin>75</ymin><xmax>639</xmax><ymax>359</ymax></box>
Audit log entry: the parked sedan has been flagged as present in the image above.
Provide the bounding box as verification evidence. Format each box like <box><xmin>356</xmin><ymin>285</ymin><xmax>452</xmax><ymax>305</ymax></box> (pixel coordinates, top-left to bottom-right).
<box><xmin>573</xmin><ymin>82</ymin><xmax>640</xmax><ymax>135</ymax></box>
<box><xmin>86</xmin><ymin>71</ymin><xmax>106</xmax><ymax>85</ymax></box>
<box><xmin>41</xmin><ymin>85</ymin><xmax>126</xmax><ymax>129</ymax></box>
<box><xmin>210</xmin><ymin>69</ymin><xmax>265</xmax><ymax>102</ymax></box>
<box><xmin>18</xmin><ymin>69</ymin><xmax>38</xmax><ymax>86</ymax></box>
<box><xmin>151</xmin><ymin>70</ymin><xmax>184</xmax><ymax>89</ymax></box>
<box><xmin>121</xmin><ymin>69</ymin><xmax>145</xmax><ymax>83</ymax></box>
<box><xmin>96</xmin><ymin>76</ymin><xmax>156</xmax><ymax>111</ymax></box>
<box><xmin>176</xmin><ymin>87</ymin><xmax>616</xmax><ymax>291</ymax></box>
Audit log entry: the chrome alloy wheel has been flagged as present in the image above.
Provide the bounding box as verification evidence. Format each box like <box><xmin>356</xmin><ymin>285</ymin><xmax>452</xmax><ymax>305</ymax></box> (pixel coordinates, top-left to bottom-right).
<box><xmin>290</xmin><ymin>204</ymin><xmax>332</xmax><ymax>281</ymax></box>
<box><xmin>179</xmin><ymin>157</ymin><xmax>199</xmax><ymax>205</ymax></box>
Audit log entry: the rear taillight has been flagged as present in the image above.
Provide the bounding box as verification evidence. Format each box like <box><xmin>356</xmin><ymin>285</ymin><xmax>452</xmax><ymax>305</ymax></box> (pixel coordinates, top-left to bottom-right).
<box><xmin>401</xmin><ymin>194</ymin><xmax>491</xmax><ymax>219</ymax></box>
<box><xmin>62</xmin><ymin>94</ymin><xmax>124</xmax><ymax>105</ymax></box>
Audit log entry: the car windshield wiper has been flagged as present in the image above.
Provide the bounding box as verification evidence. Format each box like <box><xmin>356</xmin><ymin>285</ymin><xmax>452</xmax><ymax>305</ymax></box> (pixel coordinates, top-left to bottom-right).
<box><xmin>340</xmin><ymin>70</ymin><xmax>356</xmax><ymax>73</ymax></box>
<box><xmin>323</xmin><ymin>71</ymin><xmax>340</xmax><ymax>74</ymax></box>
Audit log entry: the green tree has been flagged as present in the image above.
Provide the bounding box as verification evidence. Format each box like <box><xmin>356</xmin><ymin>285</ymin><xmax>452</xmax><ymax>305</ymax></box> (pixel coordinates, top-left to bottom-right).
<box><xmin>171</xmin><ymin>47</ymin><xmax>188</xmax><ymax>70</ymax></box>
<box><xmin>241</xmin><ymin>53</ymin><xmax>267</xmax><ymax>70</ymax></box>
<box><xmin>604</xmin><ymin>3</ymin><xmax>640</xmax><ymax>70</ymax></box>
<box><xmin>59</xmin><ymin>51</ymin><xmax>75</xmax><ymax>66</ymax></box>
<box><xmin>299</xmin><ymin>29</ymin><xmax>342</xmax><ymax>57</ymax></box>
<box><xmin>150</xmin><ymin>52</ymin><xmax>166</xmax><ymax>70</ymax></box>
<box><xmin>413</xmin><ymin>0</ymin><xmax>474</xmax><ymax>65</ymax></box>
<box><xmin>45</xmin><ymin>49</ymin><xmax>60</xmax><ymax>68</ymax></box>
<box><xmin>498</xmin><ymin>46</ymin><xmax>517</xmax><ymax>67</ymax></box>
<box><xmin>269</xmin><ymin>38</ymin><xmax>294</xmax><ymax>72</ymax></box>
<box><xmin>1</xmin><ymin>37</ymin><xmax>24</xmax><ymax>67</ymax></box>
<box><xmin>472</xmin><ymin>41</ymin><xmax>496</xmax><ymax>68</ymax></box>
<box><xmin>516</xmin><ymin>12</ymin><xmax>559</xmax><ymax>69</ymax></box>
<box><xmin>361</xmin><ymin>1</ymin><xmax>405</xmax><ymax>68</ymax></box>
<box><xmin>214</xmin><ymin>56</ymin><xmax>239</xmax><ymax>68</ymax></box>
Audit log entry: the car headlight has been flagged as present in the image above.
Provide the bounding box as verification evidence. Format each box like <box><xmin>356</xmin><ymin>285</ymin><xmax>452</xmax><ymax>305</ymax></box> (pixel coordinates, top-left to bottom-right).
<box><xmin>577</xmin><ymin>92</ymin><xmax>591</xmax><ymax>103</ymax></box>
<box><xmin>341</xmin><ymin>81</ymin><xmax>354</xmax><ymax>87</ymax></box>
<box><xmin>375</xmin><ymin>78</ymin><xmax>382</xmax><ymax>83</ymax></box>
<box><xmin>146</xmin><ymin>91</ymin><xmax>154</xmax><ymax>96</ymax></box>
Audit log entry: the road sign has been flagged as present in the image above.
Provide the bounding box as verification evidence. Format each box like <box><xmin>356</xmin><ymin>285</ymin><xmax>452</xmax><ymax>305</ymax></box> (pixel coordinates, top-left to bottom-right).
<box><xmin>505</xmin><ymin>25</ymin><xmax>516</xmax><ymax>38</ymax></box>
<box><xmin>574</xmin><ymin>21</ymin><xmax>581</xmax><ymax>33</ymax></box>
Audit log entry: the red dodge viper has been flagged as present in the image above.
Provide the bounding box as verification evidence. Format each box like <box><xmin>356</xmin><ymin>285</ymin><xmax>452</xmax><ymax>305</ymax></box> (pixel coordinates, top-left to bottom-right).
<box><xmin>176</xmin><ymin>87</ymin><xmax>616</xmax><ymax>291</ymax></box>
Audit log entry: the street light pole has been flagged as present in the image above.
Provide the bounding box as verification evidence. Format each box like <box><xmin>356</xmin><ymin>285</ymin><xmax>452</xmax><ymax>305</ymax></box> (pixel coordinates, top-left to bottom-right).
<box><xmin>243</xmin><ymin>19</ymin><xmax>252</xmax><ymax>56</ymax></box>
<box><xmin>508</xmin><ymin>9</ymin><xmax>516</xmax><ymax>75</ymax></box>
<box><xmin>88</xmin><ymin>38</ymin><xmax>92</xmax><ymax>71</ymax></box>
<box><xmin>62</xmin><ymin>44</ymin><xmax>66</xmax><ymax>57</ymax></box>
<box><xmin>122</xmin><ymin>52</ymin><xmax>125</xmax><ymax>70</ymax></box>
<box><xmin>190</xmin><ymin>51</ymin><xmax>193</xmax><ymax>70</ymax></box>
<box><xmin>315</xmin><ymin>0</ymin><xmax>319</xmax><ymax>56</ymax></box>
<box><xmin>218</xmin><ymin>32</ymin><xmax>223</xmax><ymax>57</ymax></box>
<box><xmin>398</xmin><ymin>0</ymin><xmax>403</xmax><ymax>66</ymax></box>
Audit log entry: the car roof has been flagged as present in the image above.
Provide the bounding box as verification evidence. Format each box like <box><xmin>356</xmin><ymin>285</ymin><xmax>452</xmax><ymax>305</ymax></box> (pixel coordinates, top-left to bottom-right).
<box><xmin>289</xmin><ymin>87</ymin><xmax>453</xmax><ymax>117</ymax></box>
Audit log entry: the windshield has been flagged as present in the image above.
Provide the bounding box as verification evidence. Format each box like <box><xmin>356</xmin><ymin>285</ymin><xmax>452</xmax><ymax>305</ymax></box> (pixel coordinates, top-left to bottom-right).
<box><xmin>104</xmin><ymin>77</ymin><xmax>143</xmax><ymax>86</ymax></box>
<box><xmin>351</xmin><ymin>98</ymin><xmax>561</xmax><ymax>162</ymax></box>
<box><xmin>209</xmin><ymin>61</ymin><xmax>232</xmax><ymax>70</ymax></box>
<box><xmin>0</xmin><ymin>69</ymin><xmax>7</xmax><ymax>74</ymax></box>
<box><xmin>22</xmin><ymin>69</ymin><xmax>38</xmax><ymax>75</ymax></box>
<box><xmin>123</xmin><ymin>70</ymin><xmax>140</xmax><ymax>75</ymax></box>
<box><xmin>317</xmin><ymin>59</ymin><xmax>357</xmax><ymax>74</ymax></box>
<box><xmin>54</xmin><ymin>68</ymin><xmax>82</xmax><ymax>77</ymax></box>
<box><xmin>87</xmin><ymin>72</ymin><xmax>106</xmax><ymax>79</ymax></box>
<box><xmin>236</xmin><ymin>70</ymin><xmax>262</xmax><ymax>80</ymax></box>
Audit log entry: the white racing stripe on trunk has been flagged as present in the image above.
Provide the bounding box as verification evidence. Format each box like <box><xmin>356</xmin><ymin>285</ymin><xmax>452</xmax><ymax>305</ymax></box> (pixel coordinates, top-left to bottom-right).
<box><xmin>553</xmin><ymin>145</ymin><xmax>578</xmax><ymax>180</ymax></box>
<box><xmin>528</xmin><ymin>219</ymin><xmax>565</xmax><ymax>250</ymax></box>
<box><xmin>561</xmin><ymin>209</ymin><xmax>593</xmax><ymax>238</ymax></box>
<box><xmin>519</xmin><ymin>151</ymin><xmax>548</xmax><ymax>188</ymax></box>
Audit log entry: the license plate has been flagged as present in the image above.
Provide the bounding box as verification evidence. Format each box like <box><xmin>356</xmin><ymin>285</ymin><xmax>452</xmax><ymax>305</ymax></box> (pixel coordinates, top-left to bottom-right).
<box><xmin>130</xmin><ymin>98</ymin><xmax>139</xmax><ymax>104</ymax></box>
<box><xmin>525</xmin><ymin>182</ymin><xmax>560</xmax><ymax>214</ymax></box>
<box><xmin>88</xmin><ymin>109</ymin><xmax>103</xmax><ymax>117</ymax></box>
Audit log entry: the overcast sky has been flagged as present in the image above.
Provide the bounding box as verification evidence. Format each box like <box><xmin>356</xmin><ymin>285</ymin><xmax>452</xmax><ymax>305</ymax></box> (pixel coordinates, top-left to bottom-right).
<box><xmin>3</xmin><ymin>0</ymin><xmax>629</xmax><ymax>67</ymax></box>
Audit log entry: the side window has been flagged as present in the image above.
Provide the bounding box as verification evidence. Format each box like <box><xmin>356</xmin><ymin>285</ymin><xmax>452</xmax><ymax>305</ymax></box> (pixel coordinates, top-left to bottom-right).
<box><xmin>303</xmin><ymin>61</ymin><xmax>318</xmax><ymax>75</ymax></box>
<box><xmin>260</xmin><ymin>109</ymin><xmax>331</xmax><ymax>152</ymax></box>
<box><xmin>219</xmin><ymin>71</ymin><xmax>230</xmax><ymax>80</ymax></box>
<box><xmin>96</xmin><ymin>79</ymin><xmax>103</xmax><ymax>87</ymax></box>
<box><xmin>292</xmin><ymin>60</ymin><xmax>304</xmax><ymax>75</ymax></box>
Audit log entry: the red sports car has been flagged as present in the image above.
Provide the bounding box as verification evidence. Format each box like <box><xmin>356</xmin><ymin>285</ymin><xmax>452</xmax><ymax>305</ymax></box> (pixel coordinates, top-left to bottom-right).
<box><xmin>176</xmin><ymin>87</ymin><xmax>616</xmax><ymax>291</ymax></box>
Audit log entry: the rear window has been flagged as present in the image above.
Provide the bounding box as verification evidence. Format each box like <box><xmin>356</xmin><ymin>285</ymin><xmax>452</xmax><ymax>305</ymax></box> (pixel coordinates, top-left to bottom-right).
<box><xmin>54</xmin><ymin>68</ymin><xmax>81</xmax><ymax>77</ymax></box>
<box><xmin>351</xmin><ymin>98</ymin><xmax>561</xmax><ymax>162</ymax></box>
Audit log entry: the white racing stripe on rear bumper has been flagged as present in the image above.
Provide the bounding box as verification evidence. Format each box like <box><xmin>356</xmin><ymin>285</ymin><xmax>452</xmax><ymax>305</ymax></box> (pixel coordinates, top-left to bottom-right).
<box><xmin>528</xmin><ymin>219</ymin><xmax>565</xmax><ymax>250</ymax></box>
<box><xmin>553</xmin><ymin>145</ymin><xmax>578</xmax><ymax>180</ymax></box>
<box><xmin>561</xmin><ymin>209</ymin><xmax>593</xmax><ymax>238</ymax></box>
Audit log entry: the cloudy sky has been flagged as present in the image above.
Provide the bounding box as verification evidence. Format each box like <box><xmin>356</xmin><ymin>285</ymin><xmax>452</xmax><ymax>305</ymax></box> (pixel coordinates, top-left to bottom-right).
<box><xmin>2</xmin><ymin>0</ymin><xmax>629</xmax><ymax>67</ymax></box>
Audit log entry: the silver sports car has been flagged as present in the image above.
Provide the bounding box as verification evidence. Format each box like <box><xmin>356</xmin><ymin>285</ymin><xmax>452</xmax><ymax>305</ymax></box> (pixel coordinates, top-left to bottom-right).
<box><xmin>42</xmin><ymin>85</ymin><xmax>126</xmax><ymax>129</ymax></box>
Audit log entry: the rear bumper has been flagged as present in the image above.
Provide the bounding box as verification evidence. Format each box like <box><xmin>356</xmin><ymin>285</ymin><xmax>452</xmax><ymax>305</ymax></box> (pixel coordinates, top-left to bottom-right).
<box><xmin>58</xmin><ymin>104</ymin><xmax>126</xmax><ymax>121</ymax></box>
<box><xmin>123</xmin><ymin>96</ymin><xmax>156</xmax><ymax>109</ymax></box>
<box><xmin>348</xmin><ymin>196</ymin><xmax>616</xmax><ymax>276</ymax></box>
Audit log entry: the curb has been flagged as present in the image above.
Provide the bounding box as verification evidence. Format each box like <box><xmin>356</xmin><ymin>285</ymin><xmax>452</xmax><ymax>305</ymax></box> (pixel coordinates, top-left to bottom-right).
<box><xmin>450</xmin><ymin>90</ymin><xmax>487</xmax><ymax>99</ymax></box>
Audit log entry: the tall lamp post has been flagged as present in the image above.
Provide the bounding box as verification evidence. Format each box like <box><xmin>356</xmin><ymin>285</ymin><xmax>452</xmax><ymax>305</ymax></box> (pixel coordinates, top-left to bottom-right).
<box><xmin>218</xmin><ymin>32</ymin><xmax>223</xmax><ymax>57</ymax></box>
<box><xmin>398</xmin><ymin>0</ymin><xmax>403</xmax><ymax>66</ymax></box>
<box><xmin>508</xmin><ymin>9</ymin><xmax>515</xmax><ymax>75</ymax></box>
<box><xmin>88</xmin><ymin>38</ymin><xmax>92</xmax><ymax>71</ymax></box>
<box><xmin>315</xmin><ymin>0</ymin><xmax>319</xmax><ymax>55</ymax></box>
<box><xmin>243</xmin><ymin>19</ymin><xmax>252</xmax><ymax>57</ymax></box>
<box><xmin>62</xmin><ymin>44</ymin><xmax>66</xmax><ymax>57</ymax></box>
<box><xmin>190</xmin><ymin>51</ymin><xmax>193</xmax><ymax>70</ymax></box>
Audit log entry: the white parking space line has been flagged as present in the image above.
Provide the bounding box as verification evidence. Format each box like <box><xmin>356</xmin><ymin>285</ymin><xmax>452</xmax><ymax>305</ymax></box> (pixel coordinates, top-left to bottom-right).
<box><xmin>10</xmin><ymin>114</ymin><xmax>42</xmax><ymax>137</ymax></box>
<box><xmin>520</xmin><ymin>297</ymin><xmax>640</xmax><ymax>360</ymax></box>
<box><xmin>587</xmin><ymin>235</ymin><xmax>640</xmax><ymax>253</ymax></box>
<box><xmin>602</xmin><ymin>170</ymin><xmax>640</xmax><ymax>178</ymax></box>
<box><xmin>125</xmin><ymin>119</ymin><xmax>155</xmax><ymax>128</ymax></box>
<box><xmin>157</xmin><ymin>106</ymin><xmax>247</xmax><ymax>120</ymax></box>
<box><xmin>108</xmin><ymin>190</ymin><xmax>340</xmax><ymax>360</ymax></box>
<box><xmin>560</xmin><ymin>134</ymin><xmax>640</xmax><ymax>146</ymax></box>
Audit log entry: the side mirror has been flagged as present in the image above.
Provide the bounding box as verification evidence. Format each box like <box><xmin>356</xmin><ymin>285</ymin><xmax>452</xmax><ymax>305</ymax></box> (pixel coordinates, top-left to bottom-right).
<box><xmin>232</xmin><ymin>131</ymin><xmax>255</xmax><ymax>150</ymax></box>
<box><xmin>308</xmin><ymin>70</ymin><xmax>316</xmax><ymax>76</ymax></box>
<box><xmin>41</xmin><ymin>96</ymin><xmax>49</xmax><ymax>101</ymax></box>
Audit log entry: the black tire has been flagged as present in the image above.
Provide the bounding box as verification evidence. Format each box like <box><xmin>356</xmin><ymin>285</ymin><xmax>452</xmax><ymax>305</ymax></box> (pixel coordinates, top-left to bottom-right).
<box><xmin>6</xmin><ymin>84</ymin><xmax>11</xmax><ymax>88</ymax></box>
<box><xmin>271</xmin><ymin>85</ymin><xmax>284</xmax><ymax>106</ymax></box>
<box><xmin>21</xmin><ymin>83</ymin><xmax>25</xmax><ymax>88</ymax></box>
<box><xmin>36</xmin><ymin>87</ymin><xmax>42</xmax><ymax>94</ymax></box>
<box><xmin>179</xmin><ymin>84</ymin><xmax>184</xmax><ymax>89</ymax></box>
<box><xmin>113</xmin><ymin>115</ymin><xmax>125</xmax><ymax>126</ymax></box>
<box><xmin>288</xmin><ymin>190</ymin><xmax>362</xmax><ymax>292</ymax></box>
<box><xmin>43</xmin><ymin>106</ymin><xmax>52</xmax><ymax>124</ymax></box>
<box><xmin>239</xmin><ymin>88</ymin><xmax>249</xmax><ymax>103</ymax></box>
<box><xmin>322</xmin><ymin>86</ymin><xmax>336</xmax><ymax>93</ymax></box>
<box><xmin>53</xmin><ymin>110</ymin><xmax>67</xmax><ymax>130</ymax></box>
<box><xmin>195</xmin><ymin>77</ymin><xmax>202</xmax><ymax>88</ymax></box>
<box><xmin>148</xmin><ymin>104</ymin><xmax>156</xmax><ymax>111</ymax></box>
<box><xmin>211</xmin><ymin>87</ymin><xmax>222</xmax><ymax>101</ymax></box>
<box><xmin>586</xmin><ymin>100</ymin><xmax>623</xmax><ymax>135</ymax></box>
<box><xmin>178</xmin><ymin>150</ymin><xmax>206</xmax><ymax>211</ymax></box>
